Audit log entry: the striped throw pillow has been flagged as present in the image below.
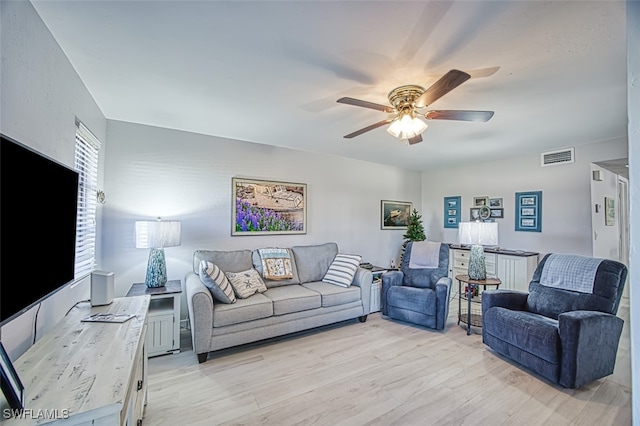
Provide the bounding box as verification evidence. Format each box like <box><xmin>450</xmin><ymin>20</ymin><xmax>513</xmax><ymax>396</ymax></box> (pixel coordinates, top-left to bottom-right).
<box><xmin>199</xmin><ymin>260</ymin><xmax>236</xmax><ymax>304</ymax></box>
<box><xmin>322</xmin><ymin>254</ymin><xmax>362</xmax><ymax>287</ymax></box>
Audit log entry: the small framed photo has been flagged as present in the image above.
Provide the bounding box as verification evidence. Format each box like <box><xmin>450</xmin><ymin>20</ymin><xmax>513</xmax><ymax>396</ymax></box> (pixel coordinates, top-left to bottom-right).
<box><xmin>521</xmin><ymin>207</ymin><xmax>536</xmax><ymax>216</ymax></box>
<box><xmin>489</xmin><ymin>197</ymin><xmax>503</xmax><ymax>208</ymax></box>
<box><xmin>474</xmin><ymin>196</ymin><xmax>489</xmax><ymax>207</ymax></box>
<box><xmin>520</xmin><ymin>218</ymin><xmax>536</xmax><ymax>228</ymax></box>
<box><xmin>470</xmin><ymin>208</ymin><xmax>480</xmax><ymax>221</ymax></box>
<box><xmin>490</xmin><ymin>208</ymin><xmax>504</xmax><ymax>218</ymax></box>
<box><xmin>381</xmin><ymin>200</ymin><xmax>412</xmax><ymax>229</ymax></box>
<box><xmin>605</xmin><ymin>197</ymin><xmax>615</xmax><ymax>226</ymax></box>
<box><xmin>521</xmin><ymin>196</ymin><xmax>536</xmax><ymax>206</ymax></box>
<box><xmin>0</xmin><ymin>341</ymin><xmax>24</xmax><ymax>411</ymax></box>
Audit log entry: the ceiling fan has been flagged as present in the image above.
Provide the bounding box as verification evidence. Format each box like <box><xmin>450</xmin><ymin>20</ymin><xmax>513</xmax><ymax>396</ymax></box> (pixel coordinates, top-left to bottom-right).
<box><xmin>337</xmin><ymin>69</ymin><xmax>494</xmax><ymax>145</ymax></box>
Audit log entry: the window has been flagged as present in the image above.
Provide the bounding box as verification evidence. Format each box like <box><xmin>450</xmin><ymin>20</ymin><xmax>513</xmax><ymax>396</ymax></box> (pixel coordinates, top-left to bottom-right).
<box><xmin>74</xmin><ymin>120</ymin><xmax>100</xmax><ymax>280</ymax></box>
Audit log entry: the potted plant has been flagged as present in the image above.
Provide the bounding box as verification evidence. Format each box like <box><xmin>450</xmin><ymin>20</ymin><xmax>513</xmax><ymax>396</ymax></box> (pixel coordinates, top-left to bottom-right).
<box><xmin>399</xmin><ymin>208</ymin><xmax>426</xmax><ymax>265</ymax></box>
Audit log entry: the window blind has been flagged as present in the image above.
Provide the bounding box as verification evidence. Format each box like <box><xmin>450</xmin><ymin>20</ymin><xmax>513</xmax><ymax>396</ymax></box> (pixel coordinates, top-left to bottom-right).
<box><xmin>74</xmin><ymin>120</ymin><xmax>100</xmax><ymax>280</ymax></box>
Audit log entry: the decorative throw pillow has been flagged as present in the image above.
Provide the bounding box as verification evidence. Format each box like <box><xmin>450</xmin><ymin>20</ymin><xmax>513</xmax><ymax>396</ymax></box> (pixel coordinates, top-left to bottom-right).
<box><xmin>199</xmin><ymin>260</ymin><xmax>236</xmax><ymax>304</ymax></box>
<box><xmin>258</xmin><ymin>247</ymin><xmax>294</xmax><ymax>280</ymax></box>
<box><xmin>322</xmin><ymin>254</ymin><xmax>362</xmax><ymax>288</ymax></box>
<box><xmin>225</xmin><ymin>268</ymin><xmax>268</xmax><ymax>299</ymax></box>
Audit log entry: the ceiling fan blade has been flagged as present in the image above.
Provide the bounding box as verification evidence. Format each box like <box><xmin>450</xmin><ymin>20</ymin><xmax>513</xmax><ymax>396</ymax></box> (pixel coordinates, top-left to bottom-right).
<box><xmin>425</xmin><ymin>110</ymin><xmax>494</xmax><ymax>122</ymax></box>
<box><xmin>408</xmin><ymin>134</ymin><xmax>423</xmax><ymax>145</ymax></box>
<box><xmin>344</xmin><ymin>119</ymin><xmax>393</xmax><ymax>139</ymax></box>
<box><xmin>414</xmin><ymin>69</ymin><xmax>471</xmax><ymax>108</ymax></box>
<box><xmin>337</xmin><ymin>97</ymin><xmax>393</xmax><ymax>113</ymax></box>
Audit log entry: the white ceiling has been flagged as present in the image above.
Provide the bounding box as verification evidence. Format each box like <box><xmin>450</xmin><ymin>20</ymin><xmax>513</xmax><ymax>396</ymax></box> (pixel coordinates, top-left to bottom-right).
<box><xmin>31</xmin><ymin>0</ymin><xmax>628</xmax><ymax>171</ymax></box>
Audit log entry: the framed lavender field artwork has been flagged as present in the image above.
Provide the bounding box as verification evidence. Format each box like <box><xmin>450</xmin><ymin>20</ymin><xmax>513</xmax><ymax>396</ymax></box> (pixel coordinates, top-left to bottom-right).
<box><xmin>232</xmin><ymin>177</ymin><xmax>307</xmax><ymax>235</ymax></box>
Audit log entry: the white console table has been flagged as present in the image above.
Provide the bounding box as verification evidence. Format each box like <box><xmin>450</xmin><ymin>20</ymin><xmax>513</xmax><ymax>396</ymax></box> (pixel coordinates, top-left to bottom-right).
<box><xmin>449</xmin><ymin>245</ymin><xmax>539</xmax><ymax>292</ymax></box>
<box><xmin>0</xmin><ymin>296</ymin><xmax>149</xmax><ymax>425</ymax></box>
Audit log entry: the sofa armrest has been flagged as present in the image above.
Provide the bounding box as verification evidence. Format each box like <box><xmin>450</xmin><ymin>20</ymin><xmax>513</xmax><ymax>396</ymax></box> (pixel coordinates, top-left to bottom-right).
<box><xmin>184</xmin><ymin>271</ymin><xmax>214</xmax><ymax>356</ymax></box>
<box><xmin>558</xmin><ymin>310</ymin><xmax>624</xmax><ymax>388</ymax></box>
<box><xmin>380</xmin><ymin>270</ymin><xmax>403</xmax><ymax>315</ymax></box>
<box><xmin>435</xmin><ymin>276</ymin><xmax>452</xmax><ymax>330</ymax></box>
<box><xmin>481</xmin><ymin>289</ymin><xmax>528</xmax><ymax>317</ymax></box>
<box><xmin>352</xmin><ymin>267</ymin><xmax>372</xmax><ymax>314</ymax></box>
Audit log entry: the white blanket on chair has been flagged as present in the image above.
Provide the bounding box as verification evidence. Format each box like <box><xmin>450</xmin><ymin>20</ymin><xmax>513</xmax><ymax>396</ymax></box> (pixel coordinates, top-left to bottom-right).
<box><xmin>540</xmin><ymin>254</ymin><xmax>603</xmax><ymax>294</ymax></box>
<box><xmin>409</xmin><ymin>241</ymin><xmax>441</xmax><ymax>269</ymax></box>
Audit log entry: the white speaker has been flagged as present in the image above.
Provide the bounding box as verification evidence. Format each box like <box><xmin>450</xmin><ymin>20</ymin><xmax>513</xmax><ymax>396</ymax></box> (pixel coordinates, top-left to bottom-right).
<box><xmin>91</xmin><ymin>270</ymin><xmax>115</xmax><ymax>306</ymax></box>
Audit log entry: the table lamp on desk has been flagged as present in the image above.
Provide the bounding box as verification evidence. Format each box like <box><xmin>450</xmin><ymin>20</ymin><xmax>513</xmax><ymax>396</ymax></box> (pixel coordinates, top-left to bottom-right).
<box><xmin>457</xmin><ymin>221</ymin><xmax>498</xmax><ymax>280</ymax></box>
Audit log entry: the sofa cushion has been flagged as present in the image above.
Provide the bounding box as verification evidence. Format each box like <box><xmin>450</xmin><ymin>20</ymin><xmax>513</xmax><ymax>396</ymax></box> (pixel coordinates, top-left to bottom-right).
<box><xmin>262</xmin><ymin>285</ymin><xmax>321</xmax><ymax>315</ymax></box>
<box><xmin>291</xmin><ymin>242</ymin><xmax>338</xmax><ymax>283</ymax></box>
<box><xmin>302</xmin><ymin>282</ymin><xmax>361</xmax><ymax>307</ymax></box>
<box><xmin>484</xmin><ymin>307</ymin><xmax>561</xmax><ymax>365</ymax></box>
<box><xmin>198</xmin><ymin>260</ymin><xmax>236</xmax><ymax>304</ymax></box>
<box><xmin>193</xmin><ymin>249</ymin><xmax>253</xmax><ymax>274</ymax></box>
<box><xmin>322</xmin><ymin>254</ymin><xmax>362</xmax><ymax>287</ymax></box>
<box><xmin>213</xmin><ymin>293</ymin><xmax>273</xmax><ymax>327</ymax></box>
<box><xmin>225</xmin><ymin>268</ymin><xmax>268</xmax><ymax>299</ymax></box>
<box><xmin>252</xmin><ymin>248</ymin><xmax>301</xmax><ymax>287</ymax></box>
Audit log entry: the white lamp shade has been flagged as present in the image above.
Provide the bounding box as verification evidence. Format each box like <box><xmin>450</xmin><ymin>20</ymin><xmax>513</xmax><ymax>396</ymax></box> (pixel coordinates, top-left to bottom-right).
<box><xmin>458</xmin><ymin>221</ymin><xmax>498</xmax><ymax>246</ymax></box>
<box><xmin>135</xmin><ymin>220</ymin><xmax>181</xmax><ymax>249</ymax></box>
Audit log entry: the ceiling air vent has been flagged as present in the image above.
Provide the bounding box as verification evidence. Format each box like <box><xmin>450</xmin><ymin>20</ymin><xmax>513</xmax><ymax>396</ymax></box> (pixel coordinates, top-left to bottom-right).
<box><xmin>541</xmin><ymin>148</ymin><xmax>575</xmax><ymax>167</ymax></box>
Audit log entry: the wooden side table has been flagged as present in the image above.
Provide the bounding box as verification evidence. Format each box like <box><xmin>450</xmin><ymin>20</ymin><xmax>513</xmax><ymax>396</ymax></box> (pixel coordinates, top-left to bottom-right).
<box><xmin>127</xmin><ymin>279</ymin><xmax>182</xmax><ymax>357</ymax></box>
<box><xmin>455</xmin><ymin>274</ymin><xmax>501</xmax><ymax>335</ymax></box>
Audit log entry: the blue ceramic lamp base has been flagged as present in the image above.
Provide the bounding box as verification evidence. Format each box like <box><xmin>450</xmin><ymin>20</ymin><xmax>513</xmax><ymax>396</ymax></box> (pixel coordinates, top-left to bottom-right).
<box><xmin>468</xmin><ymin>244</ymin><xmax>487</xmax><ymax>280</ymax></box>
<box><xmin>145</xmin><ymin>248</ymin><xmax>167</xmax><ymax>288</ymax></box>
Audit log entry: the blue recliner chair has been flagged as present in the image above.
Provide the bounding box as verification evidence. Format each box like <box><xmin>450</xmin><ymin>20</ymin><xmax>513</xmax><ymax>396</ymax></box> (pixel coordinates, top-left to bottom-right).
<box><xmin>381</xmin><ymin>241</ymin><xmax>451</xmax><ymax>330</ymax></box>
<box><xmin>482</xmin><ymin>253</ymin><xmax>627</xmax><ymax>389</ymax></box>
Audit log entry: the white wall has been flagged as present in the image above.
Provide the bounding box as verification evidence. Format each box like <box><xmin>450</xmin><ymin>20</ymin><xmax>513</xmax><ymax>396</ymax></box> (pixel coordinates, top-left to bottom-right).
<box><xmin>627</xmin><ymin>1</ymin><xmax>639</xmax><ymax>423</ymax></box>
<box><xmin>102</xmin><ymin>120</ymin><xmax>422</xmax><ymax>304</ymax></box>
<box><xmin>0</xmin><ymin>1</ymin><xmax>106</xmax><ymax>359</ymax></box>
<box><xmin>420</xmin><ymin>138</ymin><xmax>627</xmax><ymax>258</ymax></box>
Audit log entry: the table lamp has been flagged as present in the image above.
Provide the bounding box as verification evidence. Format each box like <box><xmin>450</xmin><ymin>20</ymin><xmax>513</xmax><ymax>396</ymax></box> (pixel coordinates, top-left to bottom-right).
<box><xmin>458</xmin><ymin>221</ymin><xmax>498</xmax><ymax>280</ymax></box>
<box><xmin>135</xmin><ymin>218</ymin><xmax>181</xmax><ymax>288</ymax></box>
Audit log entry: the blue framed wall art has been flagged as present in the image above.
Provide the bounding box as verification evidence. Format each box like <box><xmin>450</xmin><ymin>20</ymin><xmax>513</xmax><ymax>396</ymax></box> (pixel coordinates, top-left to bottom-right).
<box><xmin>444</xmin><ymin>196</ymin><xmax>461</xmax><ymax>228</ymax></box>
<box><xmin>515</xmin><ymin>191</ymin><xmax>542</xmax><ymax>232</ymax></box>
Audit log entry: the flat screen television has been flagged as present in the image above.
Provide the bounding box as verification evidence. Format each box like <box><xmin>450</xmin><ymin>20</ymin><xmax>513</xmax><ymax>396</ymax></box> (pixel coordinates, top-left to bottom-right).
<box><xmin>1</xmin><ymin>133</ymin><xmax>79</xmax><ymax>326</ymax></box>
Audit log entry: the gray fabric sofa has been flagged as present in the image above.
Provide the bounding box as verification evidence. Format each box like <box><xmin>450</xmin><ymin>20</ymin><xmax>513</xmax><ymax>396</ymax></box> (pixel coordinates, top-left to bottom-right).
<box><xmin>184</xmin><ymin>242</ymin><xmax>372</xmax><ymax>363</ymax></box>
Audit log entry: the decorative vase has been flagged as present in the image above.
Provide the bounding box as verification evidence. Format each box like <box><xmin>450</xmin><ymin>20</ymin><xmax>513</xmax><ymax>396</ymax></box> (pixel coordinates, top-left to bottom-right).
<box><xmin>468</xmin><ymin>244</ymin><xmax>487</xmax><ymax>280</ymax></box>
<box><xmin>145</xmin><ymin>248</ymin><xmax>167</xmax><ymax>288</ymax></box>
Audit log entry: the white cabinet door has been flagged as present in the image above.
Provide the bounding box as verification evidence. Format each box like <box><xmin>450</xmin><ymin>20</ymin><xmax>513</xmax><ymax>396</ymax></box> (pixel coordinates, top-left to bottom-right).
<box><xmin>496</xmin><ymin>254</ymin><xmax>538</xmax><ymax>292</ymax></box>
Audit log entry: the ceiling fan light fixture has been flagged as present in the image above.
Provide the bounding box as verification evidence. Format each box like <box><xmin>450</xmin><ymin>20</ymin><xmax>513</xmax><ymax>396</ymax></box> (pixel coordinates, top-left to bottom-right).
<box><xmin>387</xmin><ymin>114</ymin><xmax>427</xmax><ymax>140</ymax></box>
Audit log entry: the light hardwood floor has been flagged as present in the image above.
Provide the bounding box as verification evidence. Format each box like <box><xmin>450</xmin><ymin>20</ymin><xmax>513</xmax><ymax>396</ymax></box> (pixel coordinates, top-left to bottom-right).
<box><xmin>144</xmin><ymin>298</ymin><xmax>631</xmax><ymax>425</ymax></box>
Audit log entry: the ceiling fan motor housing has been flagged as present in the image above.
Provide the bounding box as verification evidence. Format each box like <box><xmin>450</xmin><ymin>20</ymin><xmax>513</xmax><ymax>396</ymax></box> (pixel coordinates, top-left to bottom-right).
<box><xmin>388</xmin><ymin>85</ymin><xmax>426</xmax><ymax>115</ymax></box>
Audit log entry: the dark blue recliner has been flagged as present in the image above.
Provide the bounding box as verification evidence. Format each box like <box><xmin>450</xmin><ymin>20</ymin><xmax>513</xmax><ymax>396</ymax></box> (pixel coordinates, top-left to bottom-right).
<box><xmin>381</xmin><ymin>241</ymin><xmax>451</xmax><ymax>330</ymax></box>
<box><xmin>482</xmin><ymin>253</ymin><xmax>627</xmax><ymax>389</ymax></box>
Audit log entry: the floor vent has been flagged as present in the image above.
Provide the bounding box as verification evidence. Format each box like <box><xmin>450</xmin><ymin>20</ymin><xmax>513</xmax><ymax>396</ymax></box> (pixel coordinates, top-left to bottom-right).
<box><xmin>541</xmin><ymin>148</ymin><xmax>575</xmax><ymax>167</ymax></box>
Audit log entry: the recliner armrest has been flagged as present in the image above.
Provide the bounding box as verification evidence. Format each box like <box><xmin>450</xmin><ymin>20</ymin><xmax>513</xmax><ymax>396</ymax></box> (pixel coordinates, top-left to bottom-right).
<box><xmin>481</xmin><ymin>289</ymin><xmax>528</xmax><ymax>317</ymax></box>
<box><xmin>558</xmin><ymin>310</ymin><xmax>624</xmax><ymax>388</ymax></box>
<box><xmin>380</xmin><ymin>270</ymin><xmax>403</xmax><ymax>315</ymax></box>
<box><xmin>435</xmin><ymin>276</ymin><xmax>452</xmax><ymax>330</ymax></box>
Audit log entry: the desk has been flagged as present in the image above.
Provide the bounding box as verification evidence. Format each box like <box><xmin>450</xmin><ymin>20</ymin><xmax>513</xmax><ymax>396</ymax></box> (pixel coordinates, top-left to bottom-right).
<box><xmin>455</xmin><ymin>274</ymin><xmax>501</xmax><ymax>335</ymax></box>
